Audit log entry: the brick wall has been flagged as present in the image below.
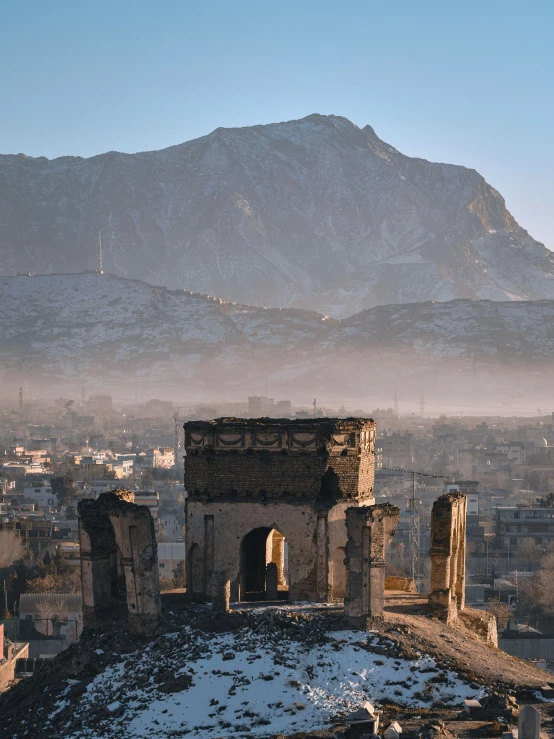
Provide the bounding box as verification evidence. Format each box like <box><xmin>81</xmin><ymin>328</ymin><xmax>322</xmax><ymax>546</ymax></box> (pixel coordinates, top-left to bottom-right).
<box><xmin>185</xmin><ymin>418</ymin><xmax>375</xmax><ymax>508</ymax></box>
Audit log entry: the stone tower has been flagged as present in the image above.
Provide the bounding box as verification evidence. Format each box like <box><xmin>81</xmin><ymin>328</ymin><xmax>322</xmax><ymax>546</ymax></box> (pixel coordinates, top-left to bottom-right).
<box><xmin>184</xmin><ymin>417</ymin><xmax>376</xmax><ymax>602</ymax></box>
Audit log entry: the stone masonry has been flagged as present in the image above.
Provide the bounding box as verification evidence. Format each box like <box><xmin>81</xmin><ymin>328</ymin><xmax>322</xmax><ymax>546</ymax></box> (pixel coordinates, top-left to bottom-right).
<box><xmin>184</xmin><ymin>418</ymin><xmax>376</xmax><ymax>602</ymax></box>
<box><xmin>79</xmin><ymin>490</ymin><xmax>161</xmax><ymax>634</ymax></box>
<box><xmin>429</xmin><ymin>491</ymin><xmax>467</xmax><ymax>621</ymax></box>
<box><xmin>344</xmin><ymin>504</ymin><xmax>400</xmax><ymax>627</ymax></box>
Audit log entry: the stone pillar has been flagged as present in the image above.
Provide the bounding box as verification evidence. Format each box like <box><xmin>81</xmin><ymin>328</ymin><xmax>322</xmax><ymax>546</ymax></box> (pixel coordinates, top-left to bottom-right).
<box><xmin>211</xmin><ymin>570</ymin><xmax>230</xmax><ymax>613</ymax></box>
<box><xmin>344</xmin><ymin>504</ymin><xmax>400</xmax><ymax>628</ymax></box>
<box><xmin>271</xmin><ymin>530</ymin><xmax>287</xmax><ymax>587</ymax></box>
<box><xmin>429</xmin><ymin>492</ymin><xmax>467</xmax><ymax>621</ymax></box>
<box><xmin>519</xmin><ymin>705</ymin><xmax>541</xmax><ymax>739</ymax></box>
<box><xmin>266</xmin><ymin>562</ymin><xmax>278</xmax><ymax>600</ymax></box>
<box><xmin>78</xmin><ymin>490</ymin><xmax>161</xmax><ymax>634</ymax></box>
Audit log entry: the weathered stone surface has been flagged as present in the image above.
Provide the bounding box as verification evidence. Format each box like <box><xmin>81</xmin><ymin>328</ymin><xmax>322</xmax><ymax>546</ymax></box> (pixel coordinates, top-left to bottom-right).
<box><xmin>184</xmin><ymin>418</ymin><xmax>376</xmax><ymax>602</ymax></box>
<box><xmin>429</xmin><ymin>492</ymin><xmax>466</xmax><ymax>621</ymax></box>
<box><xmin>385</xmin><ymin>575</ymin><xmax>416</xmax><ymax>593</ymax></box>
<box><xmin>211</xmin><ymin>570</ymin><xmax>230</xmax><ymax>614</ymax></box>
<box><xmin>185</xmin><ymin>418</ymin><xmax>375</xmax><ymax>505</ymax></box>
<box><xmin>519</xmin><ymin>705</ymin><xmax>541</xmax><ymax>739</ymax></box>
<box><xmin>344</xmin><ymin>503</ymin><xmax>400</xmax><ymax>627</ymax></box>
<box><xmin>79</xmin><ymin>490</ymin><xmax>161</xmax><ymax>634</ymax></box>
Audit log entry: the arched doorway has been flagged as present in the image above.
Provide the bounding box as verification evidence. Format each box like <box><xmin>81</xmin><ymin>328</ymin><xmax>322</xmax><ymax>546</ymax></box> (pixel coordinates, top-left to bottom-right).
<box><xmin>329</xmin><ymin>546</ymin><xmax>346</xmax><ymax>601</ymax></box>
<box><xmin>240</xmin><ymin>527</ymin><xmax>289</xmax><ymax>601</ymax></box>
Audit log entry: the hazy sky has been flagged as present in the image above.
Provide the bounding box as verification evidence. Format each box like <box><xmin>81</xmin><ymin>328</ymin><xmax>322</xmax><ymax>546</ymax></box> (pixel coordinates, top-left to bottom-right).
<box><xmin>1</xmin><ymin>0</ymin><xmax>553</xmax><ymax>248</ymax></box>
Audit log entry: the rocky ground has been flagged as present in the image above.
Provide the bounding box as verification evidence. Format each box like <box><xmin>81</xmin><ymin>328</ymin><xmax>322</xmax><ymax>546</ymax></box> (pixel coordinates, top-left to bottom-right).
<box><xmin>0</xmin><ymin>601</ymin><xmax>552</xmax><ymax>739</ymax></box>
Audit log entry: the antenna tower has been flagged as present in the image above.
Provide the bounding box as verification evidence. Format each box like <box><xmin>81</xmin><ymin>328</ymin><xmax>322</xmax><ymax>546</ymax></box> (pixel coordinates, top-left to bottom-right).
<box><xmin>98</xmin><ymin>230</ymin><xmax>103</xmax><ymax>273</ymax></box>
<box><xmin>393</xmin><ymin>387</ymin><xmax>399</xmax><ymax>417</ymax></box>
<box><xmin>19</xmin><ymin>387</ymin><xmax>23</xmax><ymax>414</ymax></box>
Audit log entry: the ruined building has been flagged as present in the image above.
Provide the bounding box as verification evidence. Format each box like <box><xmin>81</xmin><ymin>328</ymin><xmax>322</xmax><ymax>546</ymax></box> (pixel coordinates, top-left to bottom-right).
<box><xmin>184</xmin><ymin>418</ymin><xmax>376</xmax><ymax>602</ymax></box>
<box><xmin>344</xmin><ymin>503</ymin><xmax>400</xmax><ymax>627</ymax></box>
<box><xmin>429</xmin><ymin>491</ymin><xmax>467</xmax><ymax>621</ymax></box>
<box><xmin>79</xmin><ymin>490</ymin><xmax>161</xmax><ymax>633</ymax></box>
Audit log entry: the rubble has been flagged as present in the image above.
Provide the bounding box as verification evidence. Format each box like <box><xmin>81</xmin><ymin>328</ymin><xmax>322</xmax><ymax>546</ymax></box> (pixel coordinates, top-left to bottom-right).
<box><xmin>0</xmin><ymin>606</ymin><xmax>484</xmax><ymax>739</ymax></box>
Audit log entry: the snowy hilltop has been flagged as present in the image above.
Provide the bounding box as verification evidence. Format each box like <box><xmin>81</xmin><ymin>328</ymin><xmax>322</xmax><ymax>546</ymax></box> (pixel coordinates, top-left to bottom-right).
<box><xmin>0</xmin><ymin>603</ymin><xmax>545</xmax><ymax>739</ymax></box>
<box><xmin>1</xmin><ymin>114</ymin><xmax>553</xmax><ymax>316</ymax></box>
<box><xmin>1</xmin><ymin>274</ymin><xmax>554</xmax><ymax>407</ymax></box>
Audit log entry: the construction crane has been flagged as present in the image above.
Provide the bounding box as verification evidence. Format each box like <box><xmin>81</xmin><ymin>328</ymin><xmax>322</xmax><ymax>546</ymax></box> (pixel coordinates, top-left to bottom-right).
<box><xmin>380</xmin><ymin>465</ymin><xmax>451</xmax><ymax>586</ymax></box>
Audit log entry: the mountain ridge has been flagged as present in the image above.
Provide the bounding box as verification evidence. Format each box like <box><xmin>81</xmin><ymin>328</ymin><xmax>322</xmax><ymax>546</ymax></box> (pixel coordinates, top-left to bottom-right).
<box><xmin>1</xmin><ymin>275</ymin><xmax>553</xmax><ymax>407</ymax></box>
<box><xmin>1</xmin><ymin>114</ymin><xmax>553</xmax><ymax>315</ymax></box>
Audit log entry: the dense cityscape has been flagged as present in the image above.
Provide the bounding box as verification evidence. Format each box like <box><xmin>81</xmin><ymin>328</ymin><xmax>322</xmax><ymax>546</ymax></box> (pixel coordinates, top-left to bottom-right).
<box><xmin>2</xmin><ymin>390</ymin><xmax>553</xmax><ymax>693</ymax></box>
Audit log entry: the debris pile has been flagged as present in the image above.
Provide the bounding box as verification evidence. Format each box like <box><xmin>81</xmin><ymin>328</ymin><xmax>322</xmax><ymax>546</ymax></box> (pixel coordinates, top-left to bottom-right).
<box><xmin>4</xmin><ymin>607</ymin><xmax>482</xmax><ymax>739</ymax></box>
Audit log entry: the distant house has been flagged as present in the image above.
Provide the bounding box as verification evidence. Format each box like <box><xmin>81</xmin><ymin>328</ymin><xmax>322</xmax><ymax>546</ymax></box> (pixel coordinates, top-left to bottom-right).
<box><xmin>143</xmin><ymin>448</ymin><xmax>174</xmax><ymax>469</ymax></box>
<box><xmin>23</xmin><ymin>482</ymin><xmax>58</xmax><ymax>509</ymax></box>
<box><xmin>19</xmin><ymin>593</ymin><xmax>83</xmax><ymax>643</ymax></box>
<box><xmin>157</xmin><ymin>542</ymin><xmax>186</xmax><ymax>579</ymax></box>
<box><xmin>495</xmin><ymin>441</ymin><xmax>525</xmax><ymax>465</ymax></box>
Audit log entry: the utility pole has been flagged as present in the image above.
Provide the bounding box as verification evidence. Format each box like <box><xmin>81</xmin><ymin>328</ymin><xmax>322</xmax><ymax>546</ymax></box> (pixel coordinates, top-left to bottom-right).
<box><xmin>381</xmin><ymin>465</ymin><xmax>449</xmax><ymax>589</ymax></box>
<box><xmin>174</xmin><ymin>411</ymin><xmax>182</xmax><ymax>476</ymax></box>
<box><xmin>408</xmin><ymin>471</ymin><xmax>419</xmax><ymax>583</ymax></box>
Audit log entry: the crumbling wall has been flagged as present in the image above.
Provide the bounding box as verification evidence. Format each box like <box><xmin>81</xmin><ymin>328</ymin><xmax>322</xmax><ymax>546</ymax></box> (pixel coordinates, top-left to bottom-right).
<box><xmin>344</xmin><ymin>504</ymin><xmax>400</xmax><ymax>627</ymax></box>
<box><xmin>184</xmin><ymin>418</ymin><xmax>376</xmax><ymax>506</ymax></box>
<box><xmin>79</xmin><ymin>490</ymin><xmax>161</xmax><ymax>634</ymax></box>
<box><xmin>429</xmin><ymin>492</ymin><xmax>467</xmax><ymax>622</ymax></box>
<box><xmin>184</xmin><ymin>418</ymin><xmax>376</xmax><ymax>602</ymax></box>
<box><xmin>385</xmin><ymin>576</ymin><xmax>417</xmax><ymax>593</ymax></box>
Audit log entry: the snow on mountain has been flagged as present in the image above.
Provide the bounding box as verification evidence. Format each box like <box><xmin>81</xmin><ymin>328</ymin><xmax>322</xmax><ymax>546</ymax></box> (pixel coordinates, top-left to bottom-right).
<box><xmin>1</xmin><ymin>114</ymin><xmax>553</xmax><ymax>316</ymax></box>
<box><xmin>1</xmin><ymin>275</ymin><xmax>554</xmax><ymax>399</ymax></box>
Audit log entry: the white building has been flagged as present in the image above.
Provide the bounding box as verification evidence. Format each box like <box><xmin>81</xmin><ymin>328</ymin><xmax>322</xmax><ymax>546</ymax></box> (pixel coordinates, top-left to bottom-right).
<box><xmin>23</xmin><ymin>483</ymin><xmax>58</xmax><ymax>508</ymax></box>
<box><xmin>157</xmin><ymin>542</ymin><xmax>186</xmax><ymax>579</ymax></box>
<box><xmin>467</xmin><ymin>493</ymin><xmax>479</xmax><ymax>516</ymax></box>
<box><xmin>143</xmin><ymin>448</ymin><xmax>175</xmax><ymax>469</ymax></box>
<box><xmin>495</xmin><ymin>442</ymin><xmax>525</xmax><ymax>465</ymax></box>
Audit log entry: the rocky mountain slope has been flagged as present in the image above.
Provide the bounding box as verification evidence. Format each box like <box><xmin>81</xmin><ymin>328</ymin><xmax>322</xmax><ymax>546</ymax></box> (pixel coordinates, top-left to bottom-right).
<box><xmin>1</xmin><ymin>275</ymin><xmax>554</xmax><ymax>403</ymax></box>
<box><xmin>1</xmin><ymin>115</ymin><xmax>553</xmax><ymax>315</ymax></box>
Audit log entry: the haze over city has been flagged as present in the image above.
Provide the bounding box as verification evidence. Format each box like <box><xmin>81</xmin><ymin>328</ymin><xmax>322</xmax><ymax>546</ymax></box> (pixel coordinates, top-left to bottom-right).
<box><xmin>1</xmin><ymin>2</ymin><xmax>554</xmax><ymax>738</ymax></box>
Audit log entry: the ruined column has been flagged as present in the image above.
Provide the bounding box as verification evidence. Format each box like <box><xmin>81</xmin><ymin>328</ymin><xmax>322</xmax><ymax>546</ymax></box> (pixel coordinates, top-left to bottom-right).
<box><xmin>211</xmin><ymin>570</ymin><xmax>230</xmax><ymax>613</ymax></box>
<box><xmin>270</xmin><ymin>530</ymin><xmax>287</xmax><ymax>587</ymax></box>
<box><xmin>79</xmin><ymin>490</ymin><xmax>161</xmax><ymax>634</ymax></box>
<box><xmin>429</xmin><ymin>492</ymin><xmax>467</xmax><ymax>621</ymax></box>
<box><xmin>344</xmin><ymin>504</ymin><xmax>400</xmax><ymax>628</ymax></box>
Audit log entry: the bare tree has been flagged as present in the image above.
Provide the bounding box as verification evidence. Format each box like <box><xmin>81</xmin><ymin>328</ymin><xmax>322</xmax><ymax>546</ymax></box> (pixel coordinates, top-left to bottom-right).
<box><xmin>486</xmin><ymin>598</ymin><xmax>513</xmax><ymax>629</ymax></box>
<box><xmin>0</xmin><ymin>530</ymin><xmax>25</xmax><ymax>568</ymax></box>
<box><xmin>517</xmin><ymin>538</ymin><xmax>543</xmax><ymax>568</ymax></box>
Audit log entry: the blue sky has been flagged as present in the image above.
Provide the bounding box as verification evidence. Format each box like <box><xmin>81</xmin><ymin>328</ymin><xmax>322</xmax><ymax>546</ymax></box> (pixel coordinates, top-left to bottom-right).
<box><xmin>1</xmin><ymin>0</ymin><xmax>553</xmax><ymax>247</ymax></box>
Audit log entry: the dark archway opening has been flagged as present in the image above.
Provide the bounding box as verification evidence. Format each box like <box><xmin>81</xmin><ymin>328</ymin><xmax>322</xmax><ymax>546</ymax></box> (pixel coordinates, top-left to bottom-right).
<box><xmin>240</xmin><ymin>527</ymin><xmax>289</xmax><ymax>602</ymax></box>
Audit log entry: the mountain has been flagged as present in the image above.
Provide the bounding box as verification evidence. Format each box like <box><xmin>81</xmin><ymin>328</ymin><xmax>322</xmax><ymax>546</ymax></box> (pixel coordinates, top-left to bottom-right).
<box><xmin>1</xmin><ymin>274</ymin><xmax>553</xmax><ymax>406</ymax></box>
<box><xmin>1</xmin><ymin>115</ymin><xmax>553</xmax><ymax>316</ymax></box>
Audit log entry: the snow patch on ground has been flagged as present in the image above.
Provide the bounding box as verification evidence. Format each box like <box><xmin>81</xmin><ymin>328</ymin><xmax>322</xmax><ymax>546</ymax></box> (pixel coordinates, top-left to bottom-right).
<box><xmin>50</xmin><ymin>624</ymin><xmax>481</xmax><ymax>739</ymax></box>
